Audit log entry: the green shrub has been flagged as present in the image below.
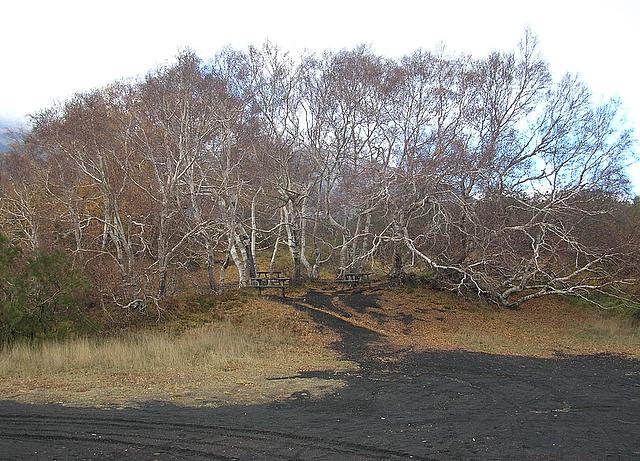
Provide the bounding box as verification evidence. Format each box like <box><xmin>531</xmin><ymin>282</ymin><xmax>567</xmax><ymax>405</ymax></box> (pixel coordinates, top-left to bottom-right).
<box><xmin>0</xmin><ymin>235</ymin><xmax>87</xmax><ymax>343</ymax></box>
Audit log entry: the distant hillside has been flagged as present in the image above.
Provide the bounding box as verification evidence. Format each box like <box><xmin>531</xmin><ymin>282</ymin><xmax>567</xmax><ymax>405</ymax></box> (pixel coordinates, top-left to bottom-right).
<box><xmin>0</xmin><ymin>116</ymin><xmax>26</xmax><ymax>152</ymax></box>
<box><xmin>0</xmin><ymin>128</ymin><xmax>14</xmax><ymax>152</ymax></box>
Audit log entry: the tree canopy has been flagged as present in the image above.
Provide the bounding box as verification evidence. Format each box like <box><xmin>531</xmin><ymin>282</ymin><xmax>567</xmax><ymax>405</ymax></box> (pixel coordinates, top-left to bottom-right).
<box><xmin>1</xmin><ymin>33</ymin><xmax>638</xmax><ymax>313</ymax></box>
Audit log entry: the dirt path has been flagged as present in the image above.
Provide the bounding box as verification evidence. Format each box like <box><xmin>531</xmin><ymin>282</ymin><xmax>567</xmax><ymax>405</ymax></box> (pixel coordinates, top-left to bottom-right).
<box><xmin>1</xmin><ymin>289</ymin><xmax>639</xmax><ymax>459</ymax></box>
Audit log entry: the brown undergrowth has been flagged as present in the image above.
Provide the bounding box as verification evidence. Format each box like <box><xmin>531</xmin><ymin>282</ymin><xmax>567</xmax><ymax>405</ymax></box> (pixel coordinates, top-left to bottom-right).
<box><xmin>315</xmin><ymin>283</ymin><xmax>640</xmax><ymax>358</ymax></box>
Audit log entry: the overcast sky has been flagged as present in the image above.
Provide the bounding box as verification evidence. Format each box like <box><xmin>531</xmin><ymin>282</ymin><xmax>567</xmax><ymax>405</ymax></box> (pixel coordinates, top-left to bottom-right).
<box><xmin>2</xmin><ymin>0</ymin><xmax>639</xmax><ymax>191</ymax></box>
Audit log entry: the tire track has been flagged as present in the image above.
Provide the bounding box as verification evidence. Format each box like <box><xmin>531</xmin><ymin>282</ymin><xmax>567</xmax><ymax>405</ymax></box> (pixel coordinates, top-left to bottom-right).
<box><xmin>1</xmin><ymin>431</ymin><xmax>235</xmax><ymax>460</ymax></box>
<box><xmin>0</xmin><ymin>413</ymin><xmax>430</xmax><ymax>460</ymax></box>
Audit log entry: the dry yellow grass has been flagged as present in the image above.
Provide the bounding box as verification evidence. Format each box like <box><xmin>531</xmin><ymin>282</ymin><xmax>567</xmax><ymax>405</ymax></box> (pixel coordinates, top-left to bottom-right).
<box><xmin>2</xmin><ymin>323</ymin><xmax>274</xmax><ymax>376</ymax></box>
<box><xmin>0</xmin><ymin>299</ymin><xmax>354</xmax><ymax>407</ymax></box>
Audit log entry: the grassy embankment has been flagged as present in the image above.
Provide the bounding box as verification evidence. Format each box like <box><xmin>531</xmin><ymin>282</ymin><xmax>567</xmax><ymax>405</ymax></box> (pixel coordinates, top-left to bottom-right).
<box><xmin>0</xmin><ymin>292</ymin><xmax>354</xmax><ymax>407</ymax></box>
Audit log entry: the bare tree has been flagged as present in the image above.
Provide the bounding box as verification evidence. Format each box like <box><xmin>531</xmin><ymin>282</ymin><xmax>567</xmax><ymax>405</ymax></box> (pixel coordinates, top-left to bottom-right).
<box><xmin>5</xmin><ymin>35</ymin><xmax>635</xmax><ymax>312</ymax></box>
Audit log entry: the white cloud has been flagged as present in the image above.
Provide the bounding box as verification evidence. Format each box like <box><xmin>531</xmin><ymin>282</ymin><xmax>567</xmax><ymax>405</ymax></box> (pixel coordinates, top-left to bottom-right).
<box><xmin>2</xmin><ymin>0</ymin><xmax>638</xmax><ymax>190</ymax></box>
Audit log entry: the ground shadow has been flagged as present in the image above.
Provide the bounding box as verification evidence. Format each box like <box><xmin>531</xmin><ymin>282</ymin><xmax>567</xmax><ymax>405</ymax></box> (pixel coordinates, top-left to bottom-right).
<box><xmin>2</xmin><ymin>351</ymin><xmax>638</xmax><ymax>460</ymax></box>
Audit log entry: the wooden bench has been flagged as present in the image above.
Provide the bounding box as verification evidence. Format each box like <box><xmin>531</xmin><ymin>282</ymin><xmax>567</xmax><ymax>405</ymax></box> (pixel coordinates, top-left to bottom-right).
<box><xmin>336</xmin><ymin>272</ymin><xmax>372</xmax><ymax>288</ymax></box>
<box><xmin>250</xmin><ymin>274</ymin><xmax>290</xmax><ymax>297</ymax></box>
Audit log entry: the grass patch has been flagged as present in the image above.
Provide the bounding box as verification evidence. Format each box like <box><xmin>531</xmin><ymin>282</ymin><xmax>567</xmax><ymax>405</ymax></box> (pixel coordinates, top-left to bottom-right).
<box><xmin>575</xmin><ymin>316</ymin><xmax>640</xmax><ymax>348</ymax></box>
<box><xmin>571</xmin><ymin>295</ymin><xmax>640</xmax><ymax>319</ymax></box>
<box><xmin>0</xmin><ymin>298</ymin><xmax>354</xmax><ymax>407</ymax></box>
<box><xmin>452</xmin><ymin>330</ymin><xmax>540</xmax><ymax>357</ymax></box>
<box><xmin>1</xmin><ymin>323</ymin><xmax>264</xmax><ymax>377</ymax></box>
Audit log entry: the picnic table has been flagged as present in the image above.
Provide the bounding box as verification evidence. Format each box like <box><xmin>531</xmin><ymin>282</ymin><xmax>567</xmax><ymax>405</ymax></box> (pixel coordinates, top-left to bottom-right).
<box><xmin>256</xmin><ymin>270</ymin><xmax>283</xmax><ymax>278</ymax></box>
<box><xmin>337</xmin><ymin>272</ymin><xmax>372</xmax><ymax>288</ymax></box>
<box><xmin>250</xmin><ymin>271</ymin><xmax>290</xmax><ymax>297</ymax></box>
